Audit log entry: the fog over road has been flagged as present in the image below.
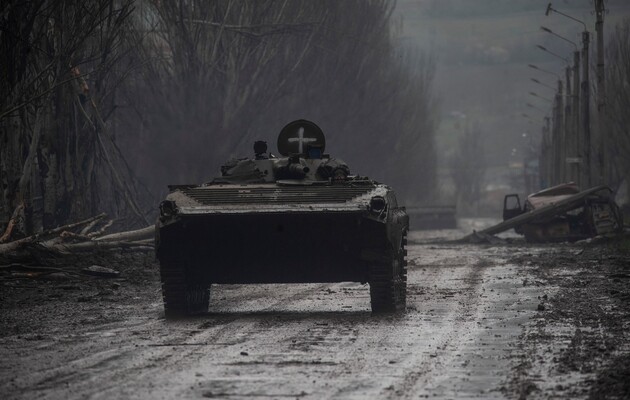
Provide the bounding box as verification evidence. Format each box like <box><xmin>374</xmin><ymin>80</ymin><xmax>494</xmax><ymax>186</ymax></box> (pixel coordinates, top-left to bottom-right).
<box><xmin>1</xmin><ymin>221</ymin><xmax>627</xmax><ymax>399</ymax></box>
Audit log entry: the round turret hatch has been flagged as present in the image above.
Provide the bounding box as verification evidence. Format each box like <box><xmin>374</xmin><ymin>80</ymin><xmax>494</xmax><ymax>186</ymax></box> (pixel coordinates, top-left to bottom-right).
<box><xmin>277</xmin><ymin>119</ymin><xmax>325</xmax><ymax>156</ymax></box>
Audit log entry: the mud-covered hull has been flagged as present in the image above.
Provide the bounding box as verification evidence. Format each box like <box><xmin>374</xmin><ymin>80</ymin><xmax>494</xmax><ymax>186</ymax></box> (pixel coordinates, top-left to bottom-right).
<box><xmin>156</xmin><ymin>181</ymin><xmax>408</xmax><ymax>316</ymax></box>
<box><xmin>158</xmin><ymin>211</ymin><xmax>399</xmax><ymax>284</ymax></box>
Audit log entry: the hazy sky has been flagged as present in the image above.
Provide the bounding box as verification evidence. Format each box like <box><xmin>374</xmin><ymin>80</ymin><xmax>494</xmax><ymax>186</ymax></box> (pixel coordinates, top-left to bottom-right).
<box><xmin>394</xmin><ymin>0</ymin><xmax>630</xmax><ymax>169</ymax></box>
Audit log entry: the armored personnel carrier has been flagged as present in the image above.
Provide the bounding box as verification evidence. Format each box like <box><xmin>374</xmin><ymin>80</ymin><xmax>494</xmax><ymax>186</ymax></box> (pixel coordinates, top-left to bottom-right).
<box><xmin>156</xmin><ymin>120</ymin><xmax>408</xmax><ymax>317</ymax></box>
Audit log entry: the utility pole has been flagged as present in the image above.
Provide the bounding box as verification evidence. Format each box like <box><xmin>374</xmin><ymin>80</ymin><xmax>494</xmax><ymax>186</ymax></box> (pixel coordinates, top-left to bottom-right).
<box><xmin>564</xmin><ymin>66</ymin><xmax>571</xmax><ymax>183</ymax></box>
<box><xmin>544</xmin><ymin>2</ymin><xmax>592</xmax><ymax>187</ymax></box>
<box><xmin>539</xmin><ymin>25</ymin><xmax>582</xmax><ymax>186</ymax></box>
<box><xmin>595</xmin><ymin>0</ymin><xmax>606</xmax><ymax>184</ymax></box>
<box><xmin>581</xmin><ymin>31</ymin><xmax>591</xmax><ymax>188</ymax></box>
<box><xmin>572</xmin><ymin>51</ymin><xmax>581</xmax><ymax>187</ymax></box>
<box><xmin>595</xmin><ymin>1</ymin><xmax>606</xmax><ymax>110</ymax></box>
<box><xmin>540</xmin><ymin>116</ymin><xmax>551</xmax><ymax>189</ymax></box>
<box><xmin>545</xmin><ymin>116</ymin><xmax>552</xmax><ymax>187</ymax></box>
<box><xmin>553</xmin><ymin>80</ymin><xmax>564</xmax><ymax>185</ymax></box>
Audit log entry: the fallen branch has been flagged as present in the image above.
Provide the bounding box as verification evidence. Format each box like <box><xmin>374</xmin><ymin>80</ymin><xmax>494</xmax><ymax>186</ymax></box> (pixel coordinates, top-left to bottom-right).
<box><xmin>60</xmin><ymin>231</ymin><xmax>92</xmax><ymax>242</ymax></box>
<box><xmin>87</xmin><ymin>219</ymin><xmax>114</xmax><ymax>238</ymax></box>
<box><xmin>94</xmin><ymin>225</ymin><xmax>154</xmax><ymax>242</ymax></box>
<box><xmin>53</xmin><ymin>239</ymin><xmax>154</xmax><ymax>252</ymax></box>
<box><xmin>0</xmin><ymin>202</ymin><xmax>24</xmax><ymax>243</ymax></box>
<box><xmin>0</xmin><ymin>263</ymin><xmax>83</xmax><ymax>276</ymax></box>
<box><xmin>0</xmin><ymin>213</ymin><xmax>106</xmax><ymax>254</ymax></box>
<box><xmin>80</xmin><ymin>217</ymin><xmax>102</xmax><ymax>235</ymax></box>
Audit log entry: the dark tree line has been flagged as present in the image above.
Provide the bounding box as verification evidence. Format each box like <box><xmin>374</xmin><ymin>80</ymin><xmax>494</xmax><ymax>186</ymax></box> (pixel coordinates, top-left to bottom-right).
<box><xmin>1</xmin><ymin>0</ymin><xmax>437</xmax><ymax>237</ymax></box>
<box><xmin>0</xmin><ymin>0</ymin><xmax>148</xmax><ymax>238</ymax></box>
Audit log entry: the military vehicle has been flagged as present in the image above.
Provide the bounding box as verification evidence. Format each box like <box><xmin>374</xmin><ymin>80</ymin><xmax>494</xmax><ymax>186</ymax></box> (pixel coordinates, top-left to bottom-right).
<box><xmin>156</xmin><ymin>120</ymin><xmax>409</xmax><ymax>317</ymax></box>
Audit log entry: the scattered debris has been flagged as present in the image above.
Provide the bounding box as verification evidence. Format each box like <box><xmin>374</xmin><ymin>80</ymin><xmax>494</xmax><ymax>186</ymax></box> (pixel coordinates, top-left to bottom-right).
<box><xmin>0</xmin><ymin>214</ymin><xmax>154</xmax><ymax>258</ymax></box>
<box><xmin>466</xmin><ymin>231</ymin><xmax>507</xmax><ymax>245</ymax></box>
<box><xmin>0</xmin><ymin>214</ymin><xmax>154</xmax><ymax>284</ymax></box>
<box><xmin>82</xmin><ymin>265</ymin><xmax>120</xmax><ymax>278</ymax></box>
<box><xmin>0</xmin><ymin>263</ymin><xmax>83</xmax><ymax>280</ymax></box>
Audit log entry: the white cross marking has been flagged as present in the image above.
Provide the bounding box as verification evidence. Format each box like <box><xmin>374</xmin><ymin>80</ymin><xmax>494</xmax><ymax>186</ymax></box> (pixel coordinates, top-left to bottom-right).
<box><xmin>287</xmin><ymin>127</ymin><xmax>316</xmax><ymax>153</ymax></box>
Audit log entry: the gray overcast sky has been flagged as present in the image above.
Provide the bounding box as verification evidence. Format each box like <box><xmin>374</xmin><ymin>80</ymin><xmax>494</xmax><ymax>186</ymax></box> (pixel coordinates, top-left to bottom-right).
<box><xmin>394</xmin><ymin>0</ymin><xmax>630</xmax><ymax>169</ymax></box>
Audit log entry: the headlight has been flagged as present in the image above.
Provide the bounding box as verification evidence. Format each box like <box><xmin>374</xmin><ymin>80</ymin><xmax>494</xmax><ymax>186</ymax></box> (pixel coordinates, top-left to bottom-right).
<box><xmin>369</xmin><ymin>196</ymin><xmax>386</xmax><ymax>212</ymax></box>
<box><xmin>159</xmin><ymin>200</ymin><xmax>177</xmax><ymax>218</ymax></box>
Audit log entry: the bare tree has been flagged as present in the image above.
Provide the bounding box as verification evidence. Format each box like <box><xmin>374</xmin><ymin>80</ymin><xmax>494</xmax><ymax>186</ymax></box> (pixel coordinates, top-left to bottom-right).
<box><xmin>1</xmin><ymin>0</ymin><xmax>438</xmax><ymax>236</ymax></box>
<box><xmin>0</xmin><ymin>0</ymin><xmax>145</xmax><ymax>238</ymax></box>
<box><xmin>120</xmin><ymin>0</ymin><xmax>437</xmax><ymax>203</ymax></box>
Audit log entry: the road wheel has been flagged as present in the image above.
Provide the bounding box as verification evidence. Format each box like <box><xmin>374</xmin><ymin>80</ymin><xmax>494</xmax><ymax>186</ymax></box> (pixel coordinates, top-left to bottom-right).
<box><xmin>160</xmin><ymin>260</ymin><xmax>209</xmax><ymax>318</ymax></box>
<box><xmin>369</xmin><ymin>232</ymin><xmax>407</xmax><ymax>314</ymax></box>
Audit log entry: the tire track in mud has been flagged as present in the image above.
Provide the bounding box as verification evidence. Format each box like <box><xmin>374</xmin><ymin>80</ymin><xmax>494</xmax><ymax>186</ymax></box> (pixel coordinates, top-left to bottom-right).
<box><xmin>169</xmin><ymin>245</ymin><xmax>502</xmax><ymax>399</ymax></box>
<box><xmin>373</xmin><ymin>244</ymin><xmax>540</xmax><ymax>399</ymax></box>
<box><xmin>34</xmin><ymin>249</ymin><xmax>506</xmax><ymax>399</ymax></box>
<box><xmin>63</xmin><ymin>282</ymin><xmax>369</xmax><ymax>399</ymax></box>
<box><xmin>381</xmin><ymin>254</ymin><xmax>494</xmax><ymax>399</ymax></box>
<box><xmin>2</xmin><ymin>283</ymin><xmax>332</xmax><ymax>399</ymax></box>
<box><xmin>1</xmin><ymin>233</ymin><xmax>545</xmax><ymax>399</ymax></box>
<box><xmin>163</xmin><ymin>283</ymin><xmax>372</xmax><ymax>399</ymax></box>
<box><xmin>113</xmin><ymin>284</ymin><xmax>341</xmax><ymax>397</ymax></box>
<box><xmin>258</xmin><ymin>246</ymin><xmax>498</xmax><ymax>399</ymax></box>
<box><xmin>1</xmin><ymin>315</ymin><xmax>161</xmax><ymax>399</ymax></box>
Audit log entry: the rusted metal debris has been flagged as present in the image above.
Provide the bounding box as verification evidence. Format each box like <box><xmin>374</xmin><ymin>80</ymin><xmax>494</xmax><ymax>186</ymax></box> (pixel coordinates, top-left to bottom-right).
<box><xmin>82</xmin><ymin>265</ymin><xmax>120</xmax><ymax>278</ymax></box>
<box><xmin>462</xmin><ymin>183</ymin><xmax>624</xmax><ymax>243</ymax></box>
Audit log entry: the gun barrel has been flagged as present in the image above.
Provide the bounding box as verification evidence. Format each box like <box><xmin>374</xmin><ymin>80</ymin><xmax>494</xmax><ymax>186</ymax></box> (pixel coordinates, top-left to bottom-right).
<box><xmin>287</xmin><ymin>163</ymin><xmax>310</xmax><ymax>177</ymax></box>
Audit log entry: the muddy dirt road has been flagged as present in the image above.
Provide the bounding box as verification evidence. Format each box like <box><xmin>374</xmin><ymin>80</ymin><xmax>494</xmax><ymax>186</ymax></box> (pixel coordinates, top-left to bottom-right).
<box><xmin>1</xmin><ymin>220</ymin><xmax>629</xmax><ymax>399</ymax></box>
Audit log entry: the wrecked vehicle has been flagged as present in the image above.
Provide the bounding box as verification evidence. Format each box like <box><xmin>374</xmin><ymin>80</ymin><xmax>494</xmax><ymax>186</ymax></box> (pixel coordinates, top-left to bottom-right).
<box><xmin>502</xmin><ymin>183</ymin><xmax>623</xmax><ymax>242</ymax></box>
<box><xmin>156</xmin><ymin>120</ymin><xmax>408</xmax><ymax>317</ymax></box>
